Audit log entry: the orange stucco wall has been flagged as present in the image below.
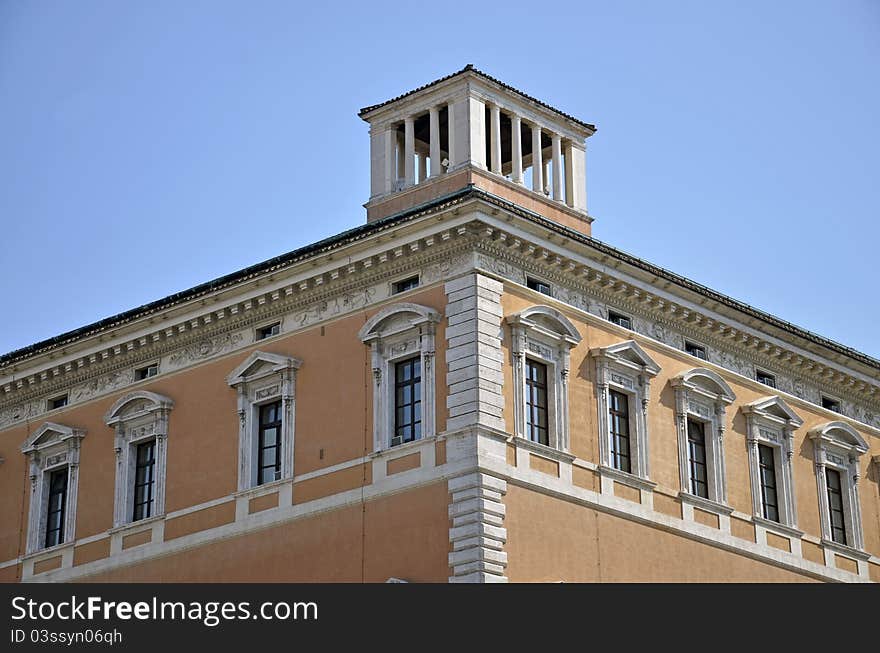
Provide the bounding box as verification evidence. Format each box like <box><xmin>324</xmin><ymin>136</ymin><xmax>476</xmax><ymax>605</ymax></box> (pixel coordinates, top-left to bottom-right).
<box><xmin>0</xmin><ymin>284</ymin><xmax>448</xmax><ymax>577</ymax></box>
<box><xmin>79</xmin><ymin>482</ymin><xmax>450</xmax><ymax>582</ymax></box>
<box><xmin>504</xmin><ymin>485</ymin><xmax>818</xmax><ymax>582</ymax></box>
<box><xmin>500</xmin><ymin>285</ymin><xmax>880</xmax><ymax>558</ymax></box>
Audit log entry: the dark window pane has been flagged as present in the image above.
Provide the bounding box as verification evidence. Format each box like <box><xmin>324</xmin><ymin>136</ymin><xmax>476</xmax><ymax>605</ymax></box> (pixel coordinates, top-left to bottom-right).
<box><xmin>525</xmin><ymin>359</ymin><xmax>549</xmax><ymax>446</ymax></box>
<box><xmin>609</xmin><ymin>390</ymin><xmax>631</xmax><ymax>473</ymax></box>
<box><xmin>45</xmin><ymin>468</ymin><xmax>68</xmax><ymax>548</ymax></box>
<box><xmin>758</xmin><ymin>444</ymin><xmax>779</xmax><ymax>523</ymax></box>
<box><xmin>687</xmin><ymin>419</ymin><xmax>708</xmax><ymax>498</ymax></box>
<box><xmin>132</xmin><ymin>440</ymin><xmax>156</xmax><ymax>522</ymax></box>
<box><xmin>825</xmin><ymin>468</ymin><xmax>847</xmax><ymax>545</ymax></box>
<box><xmin>257</xmin><ymin>401</ymin><xmax>283</xmax><ymax>486</ymax></box>
<box><xmin>394</xmin><ymin>357</ymin><xmax>422</xmax><ymax>445</ymax></box>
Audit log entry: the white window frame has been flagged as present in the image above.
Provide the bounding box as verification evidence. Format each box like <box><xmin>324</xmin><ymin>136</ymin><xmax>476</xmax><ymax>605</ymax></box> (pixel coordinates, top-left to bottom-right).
<box><xmin>809</xmin><ymin>421</ymin><xmax>868</xmax><ymax>551</ymax></box>
<box><xmin>742</xmin><ymin>396</ymin><xmax>803</xmax><ymax>531</ymax></box>
<box><xmin>105</xmin><ymin>391</ymin><xmax>174</xmax><ymax>527</ymax></box>
<box><xmin>591</xmin><ymin>340</ymin><xmax>659</xmax><ymax>479</ymax></box>
<box><xmin>226</xmin><ymin>351</ymin><xmax>302</xmax><ymax>490</ymax></box>
<box><xmin>671</xmin><ymin>368</ymin><xmax>735</xmax><ymax>510</ymax></box>
<box><xmin>359</xmin><ymin>303</ymin><xmax>440</xmax><ymax>452</ymax></box>
<box><xmin>508</xmin><ymin>305</ymin><xmax>581</xmax><ymax>452</ymax></box>
<box><xmin>20</xmin><ymin>422</ymin><xmax>85</xmax><ymax>554</ymax></box>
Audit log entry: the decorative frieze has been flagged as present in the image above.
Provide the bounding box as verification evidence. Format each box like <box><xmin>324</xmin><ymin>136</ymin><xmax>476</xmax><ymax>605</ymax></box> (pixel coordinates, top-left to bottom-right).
<box><xmin>474</xmin><ymin>238</ymin><xmax>880</xmax><ymax>430</ymax></box>
<box><xmin>0</xmin><ymin>236</ymin><xmax>476</xmax><ymax>431</ymax></box>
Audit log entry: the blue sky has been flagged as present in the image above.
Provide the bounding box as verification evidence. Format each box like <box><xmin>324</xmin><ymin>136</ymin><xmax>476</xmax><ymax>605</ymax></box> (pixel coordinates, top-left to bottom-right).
<box><xmin>1</xmin><ymin>1</ymin><xmax>878</xmax><ymax>359</ymax></box>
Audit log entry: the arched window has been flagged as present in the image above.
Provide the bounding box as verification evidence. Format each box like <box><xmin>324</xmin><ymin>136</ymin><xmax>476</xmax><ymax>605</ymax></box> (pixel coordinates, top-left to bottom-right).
<box><xmin>104</xmin><ymin>391</ymin><xmax>174</xmax><ymax>526</ymax></box>
<box><xmin>590</xmin><ymin>340</ymin><xmax>659</xmax><ymax>483</ymax></box>
<box><xmin>671</xmin><ymin>368</ymin><xmax>735</xmax><ymax>511</ymax></box>
<box><xmin>508</xmin><ymin>305</ymin><xmax>582</xmax><ymax>451</ymax></box>
<box><xmin>742</xmin><ymin>396</ymin><xmax>803</xmax><ymax>531</ymax></box>
<box><xmin>809</xmin><ymin>421</ymin><xmax>868</xmax><ymax>550</ymax></box>
<box><xmin>358</xmin><ymin>303</ymin><xmax>441</xmax><ymax>451</ymax></box>
<box><xmin>20</xmin><ymin>422</ymin><xmax>85</xmax><ymax>553</ymax></box>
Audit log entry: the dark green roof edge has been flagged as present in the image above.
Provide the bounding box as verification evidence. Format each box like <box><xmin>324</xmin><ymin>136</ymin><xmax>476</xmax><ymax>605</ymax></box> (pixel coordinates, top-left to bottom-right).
<box><xmin>358</xmin><ymin>64</ymin><xmax>597</xmax><ymax>133</ymax></box>
<box><xmin>3</xmin><ymin>185</ymin><xmax>879</xmax><ymax>376</ymax></box>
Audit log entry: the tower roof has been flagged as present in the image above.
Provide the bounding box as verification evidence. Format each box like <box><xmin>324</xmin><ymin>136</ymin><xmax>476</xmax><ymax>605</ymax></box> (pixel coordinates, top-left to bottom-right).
<box><xmin>358</xmin><ymin>64</ymin><xmax>597</xmax><ymax>134</ymax></box>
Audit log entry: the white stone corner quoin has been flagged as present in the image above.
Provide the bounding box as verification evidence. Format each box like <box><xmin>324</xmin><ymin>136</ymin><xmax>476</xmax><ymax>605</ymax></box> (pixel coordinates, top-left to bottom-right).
<box><xmin>448</xmin><ymin>472</ymin><xmax>508</xmax><ymax>583</ymax></box>
<box><xmin>445</xmin><ymin>273</ymin><xmax>505</xmax><ymax>432</ymax></box>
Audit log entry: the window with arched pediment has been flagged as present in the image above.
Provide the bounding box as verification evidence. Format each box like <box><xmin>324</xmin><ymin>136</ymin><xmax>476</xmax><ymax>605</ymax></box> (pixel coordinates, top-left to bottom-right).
<box><xmin>358</xmin><ymin>303</ymin><xmax>441</xmax><ymax>451</ymax></box>
<box><xmin>809</xmin><ymin>421</ymin><xmax>868</xmax><ymax>551</ymax></box>
<box><xmin>104</xmin><ymin>391</ymin><xmax>174</xmax><ymax>527</ymax></box>
<box><xmin>507</xmin><ymin>305</ymin><xmax>582</xmax><ymax>452</ymax></box>
<box><xmin>20</xmin><ymin>422</ymin><xmax>86</xmax><ymax>553</ymax></box>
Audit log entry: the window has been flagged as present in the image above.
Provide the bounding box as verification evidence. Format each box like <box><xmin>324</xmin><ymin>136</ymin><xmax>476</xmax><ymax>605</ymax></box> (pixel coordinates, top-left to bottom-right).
<box><xmin>608</xmin><ymin>390</ymin><xmax>631</xmax><ymax>473</ymax></box>
<box><xmin>392</xmin><ymin>276</ymin><xmax>420</xmax><ymax>294</ymax></box>
<box><xmin>687</xmin><ymin>419</ymin><xmax>708</xmax><ymax>498</ymax></box>
<box><xmin>256</xmin><ymin>322</ymin><xmax>281</xmax><ymax>341</ymax></box>
<box><xmin>758</xmin><ymin>444</ymin><xmax>779</xmax><ymax>522</ymax></box>
<box><xmin>756</xmin><ymin>370</ymin><xmax>776</xmax><ymax>388</ymax></box>
<box><xmin>742</xmin><ymin>396</ymin><xmax>801</xmax><ymax>529</ymax></box>
<box><xmin>592</xmin><ymin>340</ymin><xmax>660</xmax><ymax>480</ymax></box>
<box><xmin>526</xmin><ymin>277</ymin><xmax>552</xmax><ymax>297</ymax></box>
<box><xmin>672</xmin><ymin>368</ymin><xmax>736</xmax><ymax>508</ymax></box>
<box><xmin>525</xmin><ymin>359</ymin><xmax>549</xmax><ymax>445</ymax></box>
<box><xmin>358</xmin><ymin>303</ymin><xmax>439</xmax><ymax>451</ymax></box>
<box><xmin>607</xmin><ymin>310</ymin><xmax>632</xmax><ymax>330</ymax></box>
<box><xmin>104</xmin><ymin>391</ymin><xmax>174</xmax><ymax>526</ymax></box>
<box><xmin>132</xmin><ymin>440</ymin><xmax>156</xmax><ymax>521</ymax></box>
<box><xmin>135</xmin><ymin>363</ymin><xmax>159</xmax><ymax>380</ymax></box>
<box><xmin>257</xmin><ymin>401</ymin><xmax>283</xmax><ymax>483</ymax></box>
<box><xmin>508</xmin><ymin>306</ymin><xmax>582</xmax><ymax>452</ymax></box>
<box><xmin>393</xmin><ymin>357</ymin><xmax>422</xmax><ymax>446</ymax></box>
<box><xmin>44</xmin><ymin>468</ymin><xmax>69</xmax><ymax>548</ymax></box>
<box><xmin>825</xmin><ymin>468</ymin><xmax>847</xmax><ymax>545</ymax></box>
<box><xmin>226</xmin><ymin>351</ymin><xmax>301</xmax><ymax>490</ymax></box>
<box><xmin>821</xmin><ymin>396</ymin><xmax>841</xmax><ymax>413</ymax></box>
<box><xmin>20</xmin><ymin>422</ymin><xmax>85</xmax><ymax>554</ymax></box>
<box><xmin>810</xmin><ymin>421</ymin><xmax>869</xmax><ymax>550</ymax></box>
<box><xmin>684</xmin><ymin>341</ymin><xmax>707</xmax><ymax>360</ymax></box>
<box><xmin>48</xmin><ymin>394</ymin><xmax>68</xmax><ymax>410</ymax></box>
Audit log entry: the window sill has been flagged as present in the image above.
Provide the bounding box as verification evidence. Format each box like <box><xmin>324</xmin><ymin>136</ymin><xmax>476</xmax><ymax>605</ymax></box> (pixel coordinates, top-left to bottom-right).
<box><xmin>512</xmin><ymin>436</ymin><xmax>576</xmax><ymax>463</ymax></box>
<box><xmin>678</xmin><ymin>492</ymin><xmax>734</xmax><ymax>516</ymax></box>
<box><xmin>370</xmin><ymin>434</ymin><xmax>435</xmax><ymax>459</ymax></box>
<box><xmin>753</xmin><ymin>516</ymin><xmax>803</xmax><ymax>539</ymax></box>
<box><xmin>22</xmin><ymin>540</ymin><xmax>74</xmax><ymax>561</ymax></box>
<box><xmin>234</xmin><ymin>477</ymin><xmax>292</xmax><ymax>499</ymax></box>
<box><xmin>108</xmin><ymin>514</ymin><xmax>165</xmax><ymax>536</ymax></box>
<box><xmin>597</xmin><ymin>465</ymin><xmax>656</xmax><ymax>491</ymax></box>
<box><xmin>820</xmin><ymin>539</ymin><xmax>870</xmax><ymax>561</ymax></box>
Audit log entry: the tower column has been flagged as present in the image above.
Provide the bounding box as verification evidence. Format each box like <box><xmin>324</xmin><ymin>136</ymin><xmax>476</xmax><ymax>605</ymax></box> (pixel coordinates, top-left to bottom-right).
<box><xmin>531</xmin><ymin>124</ymin><xmax>543</xmax><ymax>193</ymax></box>
<box><xmin>418</xmin><ymin>151</ymin><xmax>427</xmax><ymax>183</ymax></box>
<box><xmin>429</xmin><ymin>106</ymin><xmax>441</xmax><ymax>177</ymax></box>
<box><xmin>383</xmin><ymin>128</ymin><xmax>395</xmax><ymax>194</ymax></box>
<box><xmin>490</xmin><ymin>104</ymin><xmax>502</xmax><ymax>174</ymax></box>
<box><xmin>552</xmin><ymin>133</ymin><xmax>563</xmax><ymax>201</ymax></box>
<box><xmin>511</xmin><ymin>114</ymin><xmax>522</xmax><ymax>184</ymax></box>
<box><xmin>404</xmin><ymin>116</ymin><xmax>415</xmax><ymax>187</ymax></box>
<box><xmin>446</xmin><ymin>101</ymin><xmax>456</xmax><ymax>170</ymax></box>
<box><xmin>396</xmin><ymin>130</ymin><xmax>405</xmax><ymax>187</ymax></box>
